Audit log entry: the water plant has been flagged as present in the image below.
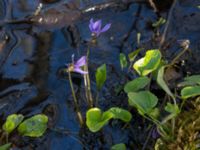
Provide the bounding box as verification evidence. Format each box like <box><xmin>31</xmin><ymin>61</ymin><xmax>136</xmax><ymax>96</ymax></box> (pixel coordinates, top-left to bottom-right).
<box><xmin>66</xmin><ymin>55</ymin><xmax>87</xmax><ymax>125</ymax></box>
<box><xmin>0</xmin><ymin>114</ymin><xmax>48</xmax><ymax>149</ymax></box>
<box><xmin>155</xmin><ymin>98</ymin><xmax>200</xmax><ymax>149</ymax></box>
<box><xmin>65</xmin><ymin>19</ymin><xmax>132</xmax><ymax>149</ymax></box>
<box><xmin>64</xmin><ymin>17</ymin><xmax>200</xmax><ymax>149</ymax></box>
<box><xmin>120</xmin><ymin>47</ymin><xmax>200</xmax><ymax>149</ymax></box>
<box><xmin>86</xmin><ymin>107</ymin><xmax>132</xmax><ymax>132</ymax></box>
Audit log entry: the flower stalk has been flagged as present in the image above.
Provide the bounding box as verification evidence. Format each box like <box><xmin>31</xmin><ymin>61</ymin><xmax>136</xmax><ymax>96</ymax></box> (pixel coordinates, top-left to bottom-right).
<box><xmin>68</xmin><ymin>71</ymin><xmax>84</xmax><ymax>126</ymax></box>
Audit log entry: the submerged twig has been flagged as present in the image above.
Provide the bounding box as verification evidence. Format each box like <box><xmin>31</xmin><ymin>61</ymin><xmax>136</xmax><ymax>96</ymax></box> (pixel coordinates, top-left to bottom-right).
<box><xmin>148</xmin><ymin>0</ymin><xmax>158</xmax><ymax>12</ymax></box>
<box><xmin>170</xmin><ymin>40</ymin><xmax>190</xmax><ymax>66</ymax></box>
<box><xmin>159</xmin><ymin>0</ymin><xmax>178</xmax><ymax>49</ymax></box>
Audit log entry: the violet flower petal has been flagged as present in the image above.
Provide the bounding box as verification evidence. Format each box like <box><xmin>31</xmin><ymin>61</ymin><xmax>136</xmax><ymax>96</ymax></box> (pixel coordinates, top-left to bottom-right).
<box><xmin>75</xmin><ymin>56</ymin><xmax>87</xmax><ymax>67</ymax></box>
<box><xmin>89</xmin><ymin>18</ymin><xmax>94</xmax><ymax>32</ymax></box>
<box><xmin>90</xmin><ymin>18</ymin><xmax>94</xmax><ymax>24</ymax></box>
<box><xmin>101</xmin><ymin>23</ymin><xmax>111</xmax><ymax>33</ymax></box>
<box><xmin>93</xmin><ymin>20</ymin><xmax>102</xmax><ymax>31</ymax></box>
<box><xmin>74</xmin><ymin>67</ymin><xmax>88</xmax><ymax>74</ymax></box>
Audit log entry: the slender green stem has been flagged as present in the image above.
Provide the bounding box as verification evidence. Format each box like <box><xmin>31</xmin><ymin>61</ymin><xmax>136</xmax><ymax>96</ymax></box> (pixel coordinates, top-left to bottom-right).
<box><xmin>68</xmin><ymin>71</ymin><xmax>83</xmax><ymax>126</ymax></box>
<box><xmin>82</xmin><ymin>47</ymin><xmax>93</xmax><ymax>107</ymax></box>
<box><xmin>171</xmin><ymin>118</ymin><xmax>175</xmax><ymax>136</ymax></box>
<box><xmin>83</xmin><ymin>65</ymin><xmax>93</xmax><ymax>107</ymax></box>
<box><xmin>143</xmin><ymin>115</ymin><xmax>161</xmax><ymax>126</ymax></box>
<box><xmin>180</xmin><ymin>99</ymin><xmax>186</xmax><ymax>110</ymax></box>
<box><xmin>83</xmin><ymin>73</ymin><xmax>90</xmax><ymax>104</ymax></box>
<box><xmin>170</xmin><ymin>47</ymin><xmax>188</xmax><ymax>66</ymax></box>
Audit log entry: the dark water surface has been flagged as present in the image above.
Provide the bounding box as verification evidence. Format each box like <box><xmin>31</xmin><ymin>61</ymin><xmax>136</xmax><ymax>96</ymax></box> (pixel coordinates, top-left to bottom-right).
<box><xmin>0</xmin><ymin>0</ymin><xmax>199</xmax><ymax>149</ymax></box>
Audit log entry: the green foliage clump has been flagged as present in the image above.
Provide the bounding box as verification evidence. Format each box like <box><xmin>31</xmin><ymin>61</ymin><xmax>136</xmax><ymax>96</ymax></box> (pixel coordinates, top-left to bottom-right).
<box><xmin>155</xmin><ymin>99</ymin><xmax>200</xmax><ymax>150</ymax></box>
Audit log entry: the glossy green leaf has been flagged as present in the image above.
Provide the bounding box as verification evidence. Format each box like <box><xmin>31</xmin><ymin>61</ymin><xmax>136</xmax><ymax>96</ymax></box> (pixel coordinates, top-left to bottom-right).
<box><xmin>157</xmin><ymin>66</ymin><xmax>174</xmax><ymax>99</ymax></box>
<box><xmin>128</xmin><ymin>91</ymin><xmax>158</xmax><ymax>115</ymax></box>
<box><xmin>18</xmin><ymin>114</ymin><xmax>48</xmax><ymax>137</ymax></box>
<box><xmin>133</xmin><ymin>50</ymin><xmax>161</xmax><ymax>76</ymax></box>
<box><xmin>181</xmin><ymin>86</ymin><xmax>200</xmax><ymax>99</ymax></box>
<box><xmin>119</xmin><ymin>53</ymin><xmax>128</xmax><ymax>70</ymax></box>
<box><xmin>128</xmin><ymin>48</ymin><xmax>142</xmax><ymax>62</ymax></box>
<box><xmin>96</xmin><ymin>64</ymin><xmax>107</xmax><ymax>91</ymax></box>
<box><xmin>108</xmin><ymin>107</ymin><xmax>132</xmax><ymax>122</ymax></box>
<box><xmin>111</xmin><ymin>143</ymin><xmax>126</xmax><ymax>150</ymax></box>
<box><xmin>184</xmin><ymin>75</ymin><xmax>200</xmax><ymax>84</ymax></box>
<box><xmin>86</xmin><ymin>108</ymin><xmax>113</xmax><ymax>133</ymax></box>
<box><xmin>3</xmin><ymin>114</ymin><xmax>24</xmax><ymax>134</ymax></box>
<box><xmin>0</xmin><ymin>143</ymin><xmax>11</xmax><ymax>150</ymax></box>
<box><xmin>86</xmin><ymin>107</ymin><xmax>132</xmax><ymax>132</ymax></box>
<box><xmin>124</xmin><ymin>76</ymin><xmax>150</xmax><ymax>93</ymax></box>
<box><xmin>178</xmin><ymin>75</ymin><xmax>200</xmax><ymax>87</ymax></box>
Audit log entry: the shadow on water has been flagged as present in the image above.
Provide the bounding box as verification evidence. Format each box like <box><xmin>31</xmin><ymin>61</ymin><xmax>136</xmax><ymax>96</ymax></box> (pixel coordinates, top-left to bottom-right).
<box><xmin>0</xmin><ymin>0</ymin><xmax>199</xmax><ymax>149</ymax></box>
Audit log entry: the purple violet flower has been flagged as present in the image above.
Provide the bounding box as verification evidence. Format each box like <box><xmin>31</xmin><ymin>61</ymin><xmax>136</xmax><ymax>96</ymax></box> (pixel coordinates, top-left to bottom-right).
<box><xmin>67</xmin><ymin>56</ymin><xmax>88</xmax><ymax>75</ymax></box>
<box><xmin>74</xmin><ymin>56</ymin><xmax>88</xmax><ymax>74</ymax></box>
<box><xmin>89</xmin><ymin>18</ymin><xmax>111</xmax><ymax>37</ymax></box>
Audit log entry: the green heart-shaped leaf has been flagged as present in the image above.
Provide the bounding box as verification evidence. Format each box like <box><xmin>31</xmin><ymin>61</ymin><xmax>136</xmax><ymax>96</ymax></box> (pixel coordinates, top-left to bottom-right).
<box><xmin>3</xmin><ymin>114</ymin><xmax>24</xmax><ymax>134</ymax></box>
<box><xmin>133</xmin><ymin>50</ymin><xmax>161</xmax><ymax>76</ymax></box>
<box><xmin>86</xmin><ymin>108</ymin><xmax>113</xmax><ymax>132</ymax></box>
<box><xmin>18</xmin><ymin>114</ymin><xmax>48</xmax><ymax>137</ymax></box>
<box><xmin>181</xmin><ymin>86</ymin><xmax>200</xmax><ymax>99</ymax></box>
<box><xmin>86</xmin><ymin>107</ymin><xmax>132</xmax><ymax>132</ymax></box>
<box><xmin>128</xmin><ymin>91</ymin><xmax>158</xmax><ymax>116</ymax></box>
<box><xmin>108</xmin><ymin>107</ymin><xmax>132</xmax><ymax>122</ymax></box>
<box><xmin>178</xmin><ymin>75</ymin><xmax>200</xmax><ymax>87</ymax></box>
<box><xmin>124</xmin><ymin>76</ymin><xmax>150</xmax><ymax>93</ymax></box>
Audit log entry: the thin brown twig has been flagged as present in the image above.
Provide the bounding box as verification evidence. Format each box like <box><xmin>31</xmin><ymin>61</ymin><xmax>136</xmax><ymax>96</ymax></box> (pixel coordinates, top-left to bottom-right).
<box><xmin>148</xmin><ymin>0</ymin><xmax>158</xmax><ymax>12</ymax></box>
<box><xmin>159</xmin><ymin>0</ymin><xmax>178</xmax><ymax>50</ymax></box>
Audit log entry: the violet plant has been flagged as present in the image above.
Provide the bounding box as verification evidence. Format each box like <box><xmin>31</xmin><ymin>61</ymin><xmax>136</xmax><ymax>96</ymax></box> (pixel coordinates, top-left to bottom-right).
<box><xmin>82</xmin><ymin>18</ymin><xmax>111</xmax><ymax>107</ymax></box>
<box><xmin>66</xmin><ymin>18</ymin><xmax>111</xmax><ymax>119</ymax></box>
<box><xmin>66</xmin><ymin>19</ymin><xmax>132</xmax><ymax>134</ymax></box>
<box><xmin>66</xmin><ymin>55</ymin><xmax>88</xmax><ymax>125</ymax></box>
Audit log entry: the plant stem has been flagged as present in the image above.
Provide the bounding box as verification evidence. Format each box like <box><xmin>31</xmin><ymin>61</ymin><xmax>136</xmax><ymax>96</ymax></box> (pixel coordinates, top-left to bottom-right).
<box><xmin>83</xmin><ymin>47</ymin><xmax>93</xmax><ymax>107</ymax></box>
<box><xmin>142</xmin><ymin>126</ymin><xmax>154</xmax><ymax>150</ymax></box>
<box><xmin>170</xmin><ymin>47</ymin><xmax>189</xmax><ymax>66</ymax></box>
<box><xmin>83</xmin><ymin>65</ymin><xmax>93</xmax><ymax>107</ymax></box>
<box><xmin>68</xmin><ymin>71</ymin><xmax>84</xmax><ymax>126</ymax></box>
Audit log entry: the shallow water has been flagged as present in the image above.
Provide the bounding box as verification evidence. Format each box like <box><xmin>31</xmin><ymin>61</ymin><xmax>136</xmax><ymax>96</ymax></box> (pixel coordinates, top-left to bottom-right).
<box><xmin>0</xmin><ymin>0</ymin><xmax>199</xmax><ymax>149</ymax></box>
